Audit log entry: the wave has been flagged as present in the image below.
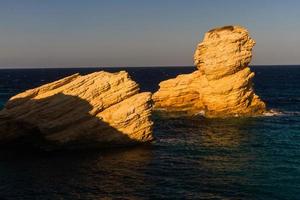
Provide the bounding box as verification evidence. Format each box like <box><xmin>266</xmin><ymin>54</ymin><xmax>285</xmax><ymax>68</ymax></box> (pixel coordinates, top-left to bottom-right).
<box><xmin>263</xmin><ymin>109</ymin><xmax>300</xmax><ymax>117</ymax></box>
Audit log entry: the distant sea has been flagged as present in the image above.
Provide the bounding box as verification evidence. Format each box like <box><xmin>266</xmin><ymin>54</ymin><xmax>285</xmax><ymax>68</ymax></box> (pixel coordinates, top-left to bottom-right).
<box><xmin>0</xmin><ymin>66</ymin><xmax>300</xmax><ymax>199</ymax></box>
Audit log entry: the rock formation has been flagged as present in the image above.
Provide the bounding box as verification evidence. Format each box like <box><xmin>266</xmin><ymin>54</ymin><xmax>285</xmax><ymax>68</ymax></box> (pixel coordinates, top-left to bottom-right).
<box><xmin>0</xmin><ymin>71</ymin><xmax>153</xmax><ymax>150</ymax></box>
<box><xmin>153</xmin><ymin>25</ymin><xmax>266</xmax><ymax>117</ymax></box>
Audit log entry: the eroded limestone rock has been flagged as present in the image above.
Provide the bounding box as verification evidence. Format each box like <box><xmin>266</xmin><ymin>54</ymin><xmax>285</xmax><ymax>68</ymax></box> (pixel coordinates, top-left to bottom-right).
<box><xmin>0</xmin><ymin>71</ymin><xmax>153</xmax><ymax>149</ymax></box>
<box><xmin>153</xmin><ymin>25</ymin><xmax>266</xmax><ymax>117</ymax></box>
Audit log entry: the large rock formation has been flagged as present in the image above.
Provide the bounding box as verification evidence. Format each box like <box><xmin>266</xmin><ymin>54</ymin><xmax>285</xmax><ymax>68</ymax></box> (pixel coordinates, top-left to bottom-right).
<box><xmin>153</xmin><ymin>25</ymin><xmax>266</xmax><ymax>117</ymax></box>
<box><xmin>0</xmin><ymin>71</ymin><xmax>153</xmax><ymax>150</ymax></box>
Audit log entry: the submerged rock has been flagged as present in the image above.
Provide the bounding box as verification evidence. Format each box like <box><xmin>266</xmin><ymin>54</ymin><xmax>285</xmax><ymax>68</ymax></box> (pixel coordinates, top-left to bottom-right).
<box><xmin>153</xmin><ymin>25</ymin><xmax>266</xmax><ymax>117</ymax></box>
<box><xmin>0</xmin><ymin>71</ymin><xmax>153</xmax><ymax>150</ymax></box>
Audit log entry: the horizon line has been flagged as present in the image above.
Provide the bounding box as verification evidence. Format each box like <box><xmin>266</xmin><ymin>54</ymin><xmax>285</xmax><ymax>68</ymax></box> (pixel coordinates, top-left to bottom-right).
<box><xmin>0</xmin><ymin>64</ymin><xmax>300</xmax><ymax>70</ymax></box>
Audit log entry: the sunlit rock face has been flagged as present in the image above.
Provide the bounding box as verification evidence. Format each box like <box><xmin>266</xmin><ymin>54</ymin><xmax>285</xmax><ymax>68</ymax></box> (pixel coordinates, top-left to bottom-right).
<box><xmin>0</xmin><ymin>71</ymin><xmax>153</xmax><ymax>150</ymax></box>
<box><xmin>153</xmin><ymin>25</ymin><xmax>266</xmax><ymax>117</ymax></box>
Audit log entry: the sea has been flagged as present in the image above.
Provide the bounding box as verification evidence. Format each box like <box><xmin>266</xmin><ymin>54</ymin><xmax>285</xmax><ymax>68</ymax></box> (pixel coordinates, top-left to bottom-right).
<box><xmin>0</xmin><ymin>66</ymin><xmax>299</xmax><ymax>200</ymax></box>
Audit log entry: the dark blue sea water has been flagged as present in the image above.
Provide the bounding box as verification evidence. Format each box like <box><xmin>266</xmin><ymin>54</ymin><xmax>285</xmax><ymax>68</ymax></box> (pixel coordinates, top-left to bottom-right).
<box><xmin>0</xmin><ymin>66</ymin><xmax>300</xmax><ymax>199</ymax></box>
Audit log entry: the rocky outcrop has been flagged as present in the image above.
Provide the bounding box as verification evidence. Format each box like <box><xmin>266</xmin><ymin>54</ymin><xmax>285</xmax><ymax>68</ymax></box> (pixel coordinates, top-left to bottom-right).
<box><xmin>0</xmin><ymin>71</ymin><xmax>153</xmax><ymax>150</ymax></box>
<box><xmin>153</xmin><ymin>25</ymin><xmax>266</xmax><ymax>117</ymax></box>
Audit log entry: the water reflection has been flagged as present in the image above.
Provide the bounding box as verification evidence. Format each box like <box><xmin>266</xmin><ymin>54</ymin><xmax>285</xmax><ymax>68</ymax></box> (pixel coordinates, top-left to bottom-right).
<box><xmin>155</xmin><ymin>117</ymin><xmax>258</xmax><ymax>148</ymax></box>
<box><xmin>152</xmin><ymin>117</ymin><xmax>261</xmax><ymax>198</ymax></box>
<box><xmin>198</xmin><ymin>118</ymin><xmax>257</xmax><ymax>148</ymax></box>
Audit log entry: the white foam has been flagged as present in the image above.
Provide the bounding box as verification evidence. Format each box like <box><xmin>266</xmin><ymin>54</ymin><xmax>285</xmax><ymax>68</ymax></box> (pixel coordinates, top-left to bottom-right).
<box><xmin>263</xmin><ymin>109</ymin><xmax>300</xmax><ymax>117</ymax></box>
<box><xmin>263</xmin><ymin>109</ymin><xmax>283</xmax><ymax>116</ymax></box>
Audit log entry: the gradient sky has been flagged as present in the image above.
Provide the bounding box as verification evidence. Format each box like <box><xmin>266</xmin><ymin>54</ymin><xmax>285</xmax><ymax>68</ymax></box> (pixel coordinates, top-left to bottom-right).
<box><xmin>1</xmin><ymin>0</ymin><xmax>300</xmax><ymax>68</ymax></box>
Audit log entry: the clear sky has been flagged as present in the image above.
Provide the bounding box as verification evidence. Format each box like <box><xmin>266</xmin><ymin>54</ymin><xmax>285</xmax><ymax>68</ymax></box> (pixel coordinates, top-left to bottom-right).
<box><xmin>1</xmin><ymin>0</ymin><xmax>300</xmax><ymax>68</ymax></box>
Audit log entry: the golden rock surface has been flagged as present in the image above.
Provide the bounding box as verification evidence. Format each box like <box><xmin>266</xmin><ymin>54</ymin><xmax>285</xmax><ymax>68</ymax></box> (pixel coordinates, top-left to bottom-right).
<box><xmin>153</xmin><ymin>25</ymin><xmax>266</xmax><ymax>117</ymax></box>
<box><xmin>0</xmin><ymin>71</ymin><xmax>153</xmax><ymax>149</ymax></box>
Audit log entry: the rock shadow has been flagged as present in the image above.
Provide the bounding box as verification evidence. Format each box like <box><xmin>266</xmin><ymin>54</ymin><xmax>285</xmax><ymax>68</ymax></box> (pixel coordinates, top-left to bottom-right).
<box><xmin>0</xmin><ymin>93</ymin><xmax>144</xmax><ymax>151</ymax></box>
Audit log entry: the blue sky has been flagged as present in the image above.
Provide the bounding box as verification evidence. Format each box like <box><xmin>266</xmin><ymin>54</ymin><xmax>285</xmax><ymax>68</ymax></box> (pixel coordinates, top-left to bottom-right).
<box><xmin>0</xmin><ymin>0</ymin><xmax>300</xmax><ymax>68</ymax></box>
